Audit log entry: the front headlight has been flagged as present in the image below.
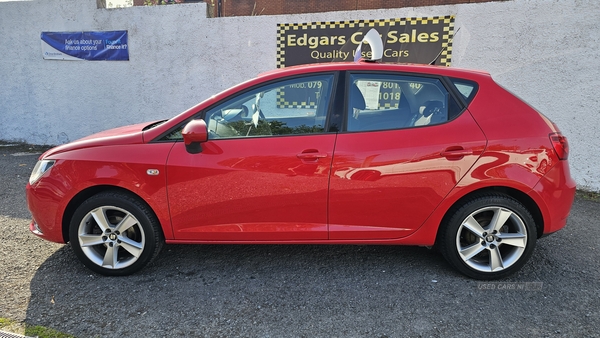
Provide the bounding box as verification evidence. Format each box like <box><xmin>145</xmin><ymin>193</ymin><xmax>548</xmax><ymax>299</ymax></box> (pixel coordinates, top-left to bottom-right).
<box><xmin>29</xmin><ymin>160</ymin><xmax>55</xmax><ymax>185</ymax></box>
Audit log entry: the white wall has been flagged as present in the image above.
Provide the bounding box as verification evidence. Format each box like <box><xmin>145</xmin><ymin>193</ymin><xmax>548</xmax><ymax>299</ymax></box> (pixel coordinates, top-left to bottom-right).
<box><xmin>0</xmin><ymin>0</ymin><xmax>598</xmax><ymax>190</ymax></box>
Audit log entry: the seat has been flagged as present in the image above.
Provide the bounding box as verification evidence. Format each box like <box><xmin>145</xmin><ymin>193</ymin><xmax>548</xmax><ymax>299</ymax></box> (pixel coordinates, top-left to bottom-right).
<box><xmin>412</xmin><ymin>100</ymin><xmax>445</xmax><ymax>126</ymax></box>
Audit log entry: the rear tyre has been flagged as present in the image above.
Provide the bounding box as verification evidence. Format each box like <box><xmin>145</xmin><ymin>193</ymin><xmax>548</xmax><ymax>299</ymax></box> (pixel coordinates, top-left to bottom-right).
<box><xmin>438</xmin><ymin>193</ymin><xmax>537</xmax><ymax>279</ymax></box>
<box><xmin>69</xmin><ymin>191</ymin><xmax>164</xmax><ymax>276</ymax></box>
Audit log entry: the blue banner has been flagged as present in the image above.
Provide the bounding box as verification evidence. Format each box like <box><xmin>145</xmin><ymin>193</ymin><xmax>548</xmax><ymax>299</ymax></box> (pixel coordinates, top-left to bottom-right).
<box><xmin>41</xmin><ymin>31</ymin><xmax>129</xmax><ymax>61</ymax></box>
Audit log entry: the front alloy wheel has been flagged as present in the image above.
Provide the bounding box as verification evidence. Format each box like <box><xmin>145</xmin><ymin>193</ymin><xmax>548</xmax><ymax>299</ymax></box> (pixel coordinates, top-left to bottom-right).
<box><xmin>78</xmin><ymin>206</ymin><xmax>145</xmax><ymax>270</ymax></box>
<box><xmin>70</xmin><ymin>191</ymin><xmax>163</xmax><ymax>276</ymax></box>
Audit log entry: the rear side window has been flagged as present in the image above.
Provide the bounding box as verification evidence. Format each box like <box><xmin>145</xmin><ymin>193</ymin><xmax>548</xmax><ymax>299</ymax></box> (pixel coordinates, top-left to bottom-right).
<box><xmin>346</xmin><ymin>73</ymin><xmax>462</xmax><ymax>132</ymax></box>
<box><xmin>450</xmin><ymin>78</ymin><xmax>478</xmax><ymax>104</ymax></box>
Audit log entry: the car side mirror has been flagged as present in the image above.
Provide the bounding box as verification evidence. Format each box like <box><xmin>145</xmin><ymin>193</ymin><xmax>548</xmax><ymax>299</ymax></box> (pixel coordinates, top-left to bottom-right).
<box><xmin>181</xmin><ymin>119</ymin><xmax>208</xmax><ymax>154</ymax></box>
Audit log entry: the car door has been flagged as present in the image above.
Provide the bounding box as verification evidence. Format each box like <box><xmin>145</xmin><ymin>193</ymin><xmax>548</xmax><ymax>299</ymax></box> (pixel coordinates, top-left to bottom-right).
<box><xmin>329</xmin><ymin>73</ymin><xmax>487</xmax><ymax>240</ymax></box>
<box><xmin>166</xmin><ymin>74</ymin><xmax>336</xmax><ymax>241</ymax></box>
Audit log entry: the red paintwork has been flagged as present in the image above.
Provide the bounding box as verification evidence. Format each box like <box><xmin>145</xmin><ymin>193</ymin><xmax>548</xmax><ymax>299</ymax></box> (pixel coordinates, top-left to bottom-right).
<box><xmin>166</xmin><ymin>135</ymin><xmax>335</xmax><ymax>241</ymax></box>
<box><xmin>329</xmin><ymin>111</ymin><xmax>486</xmax><ymax>240</ymax></box>
<box><xmin>27</xmin><ymin>143</ymin><xmax>176</xmax><ymax>242</ymax></box>
<box><xmin>26</xmin><ymin>61</ymin><xmax>576</xmax><ymax>248</ymax></box>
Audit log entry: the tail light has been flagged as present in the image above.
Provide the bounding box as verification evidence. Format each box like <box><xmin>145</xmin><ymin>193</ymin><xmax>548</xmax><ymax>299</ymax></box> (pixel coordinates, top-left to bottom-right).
<box><xmin>549</xmin><ymin>132</ymin><xmax>569</xmax><ymax>160</ymax></box>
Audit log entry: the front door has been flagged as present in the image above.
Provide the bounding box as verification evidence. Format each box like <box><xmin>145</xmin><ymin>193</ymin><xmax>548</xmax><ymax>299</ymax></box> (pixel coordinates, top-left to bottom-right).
<box><xmin>166</xmin><ymin>74</ymin><xmax>337</xmax><ymax>241</ymax></box>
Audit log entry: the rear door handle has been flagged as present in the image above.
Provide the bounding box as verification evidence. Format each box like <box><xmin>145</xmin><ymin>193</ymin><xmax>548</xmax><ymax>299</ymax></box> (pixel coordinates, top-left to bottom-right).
<box><xmin>441</xmin><ymin>147</ymin><xmax>472</xmax><ymax>159</ymax></box>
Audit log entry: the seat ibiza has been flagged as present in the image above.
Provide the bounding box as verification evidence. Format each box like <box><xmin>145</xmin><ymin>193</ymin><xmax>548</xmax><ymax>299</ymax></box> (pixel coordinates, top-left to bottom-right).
<box><xmin>26</xmin><ymin>48</ymin><xmax>575</xmax><ymax>279</ymax></box>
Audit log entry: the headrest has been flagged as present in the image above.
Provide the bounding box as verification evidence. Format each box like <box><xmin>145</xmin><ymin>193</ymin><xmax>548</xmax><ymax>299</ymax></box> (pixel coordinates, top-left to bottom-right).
<box><xmin>422</xmin><ymin>100</ymin><xmax>444</xmax><ymax>118</ymax></box>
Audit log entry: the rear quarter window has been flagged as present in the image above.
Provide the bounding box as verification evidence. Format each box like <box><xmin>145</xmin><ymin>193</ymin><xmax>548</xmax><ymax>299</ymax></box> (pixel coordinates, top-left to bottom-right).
<box><xmin>450</xmin><ymin>78</ymin><xmax>478</xmax><ymax>104</ymax></box>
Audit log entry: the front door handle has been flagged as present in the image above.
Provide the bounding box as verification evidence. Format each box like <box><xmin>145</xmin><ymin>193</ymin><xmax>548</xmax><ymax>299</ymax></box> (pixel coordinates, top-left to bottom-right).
<box><xmin>297</xmin><ymin>150</ymin><xmax>327</xmax><ymax>161</ymax></box>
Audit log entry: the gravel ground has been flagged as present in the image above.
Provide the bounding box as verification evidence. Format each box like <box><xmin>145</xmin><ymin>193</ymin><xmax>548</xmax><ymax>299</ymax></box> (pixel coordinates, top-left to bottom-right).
<box><xmin>1</xmin><ymin>143</ymin><xmax>599</xmax><ymax>337</ymax></box>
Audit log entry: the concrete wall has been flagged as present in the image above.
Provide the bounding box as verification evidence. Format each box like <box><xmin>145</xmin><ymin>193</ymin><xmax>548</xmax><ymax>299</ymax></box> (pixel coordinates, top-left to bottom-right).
<box><xmin>0</xmin><ymin>0</ymin><xmax>598</xmax><ymax>190</ymax></box>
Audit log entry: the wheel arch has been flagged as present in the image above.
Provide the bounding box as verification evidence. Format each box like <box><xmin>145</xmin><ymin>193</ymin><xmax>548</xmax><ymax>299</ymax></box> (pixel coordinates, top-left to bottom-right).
<box><xmin>437</xmin><ymin>186</ymin><xmax>544</xmax><ymax>243</ymax></box>
<box><xmin>61</xmin><ymin>185</ymin><xmax>164</xmax><ymax>243</ymax></box>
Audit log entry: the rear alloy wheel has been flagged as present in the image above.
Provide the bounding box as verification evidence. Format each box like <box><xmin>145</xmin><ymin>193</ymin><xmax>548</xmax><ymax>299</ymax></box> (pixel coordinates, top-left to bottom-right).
<box><xmin>69</xmin><ymin>191</ymin><xmax>163</xmax><ymax>276</ymax></box>
<box><xmin>439</xmin><ymin>194</ymin><xmax>537</xmax><ymax>279</ymax></box>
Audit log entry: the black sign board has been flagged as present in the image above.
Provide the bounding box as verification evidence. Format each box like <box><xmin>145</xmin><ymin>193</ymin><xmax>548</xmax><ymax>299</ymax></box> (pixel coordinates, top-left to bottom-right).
<box><xmin>276</xmin><ymin>16</ymin><xmax>455</xmax><ymax>68</ymax></box>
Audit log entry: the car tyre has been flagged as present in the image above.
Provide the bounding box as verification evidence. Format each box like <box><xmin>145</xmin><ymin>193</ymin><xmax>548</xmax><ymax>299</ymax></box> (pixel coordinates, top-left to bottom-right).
<box><xmin>69</xmin><ymin>191</ymin><xmax>164</xmax><ymax>276</ymax></box>
<box><xmin>438</xmin><ymin>193</ymin><xmax>537</xmax><ymax>280</ymax></box>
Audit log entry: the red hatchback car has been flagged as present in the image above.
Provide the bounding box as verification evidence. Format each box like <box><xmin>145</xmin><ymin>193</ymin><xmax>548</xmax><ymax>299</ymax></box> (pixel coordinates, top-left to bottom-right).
<box><xmin>26</xmin><ymin>61</ymin><xmax>575</xmax><ymax>279</ymax></box>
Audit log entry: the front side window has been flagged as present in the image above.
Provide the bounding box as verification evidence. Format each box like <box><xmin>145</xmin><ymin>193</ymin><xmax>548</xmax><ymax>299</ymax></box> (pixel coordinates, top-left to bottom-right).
<box><xmin>205</xmin><ymin>74</ymin><xmax>334</xmax><ymax>139</ymax></box>
<box><xmin>346</xmin><ymin>74</ymin><xmax>461</xmax><ymax>132</ymax></box>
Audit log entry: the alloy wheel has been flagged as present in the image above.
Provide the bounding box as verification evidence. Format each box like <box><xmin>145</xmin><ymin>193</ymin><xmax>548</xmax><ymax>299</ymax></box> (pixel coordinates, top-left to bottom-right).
<box><xmin>77</xmin><ymin>206</ymin><xmax>146</xmax><ymax>270</ymax></box>
<box><xmin>455</xmin><ymin>206</ymin><xmax>527</xmax><ymax>273</ymax></box>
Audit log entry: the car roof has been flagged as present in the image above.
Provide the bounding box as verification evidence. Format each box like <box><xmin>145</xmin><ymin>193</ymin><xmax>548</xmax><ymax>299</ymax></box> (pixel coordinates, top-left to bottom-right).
<box><xmin>257</xmin><ymin>61</ymin><xmax>492</xmax><ymax>82</ymax></box>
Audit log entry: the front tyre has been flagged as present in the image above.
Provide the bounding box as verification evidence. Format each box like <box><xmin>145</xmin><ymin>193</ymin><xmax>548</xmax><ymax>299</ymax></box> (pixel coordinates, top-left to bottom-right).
<box><xmin>438</xmin><ymin>194</ymin><xmax>537</xmax><ymax>280</ymax></box>
<box><xmin>69</xmin><ymin>191</ymin><xmax>164</xmax><ymax>276</ymax></box>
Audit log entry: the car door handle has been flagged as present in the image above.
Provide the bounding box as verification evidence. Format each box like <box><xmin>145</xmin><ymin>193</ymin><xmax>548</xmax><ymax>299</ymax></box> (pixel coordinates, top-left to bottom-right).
<box><xmin>297</xmin><ymin>150</ymin><xmax>327</xmax><ymax>160</ymax></box>
<box><xmin>441</xmin><ymin>147</ymin><xmax>472</xmax><ymax>159</ymax></box>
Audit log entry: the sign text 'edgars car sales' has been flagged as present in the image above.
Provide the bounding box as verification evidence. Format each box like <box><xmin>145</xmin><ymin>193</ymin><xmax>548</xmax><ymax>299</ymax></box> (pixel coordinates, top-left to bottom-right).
<box><xmin>277</xmin><ymin>16</ymin><xmax>454</xmax><ymax>68</ymax></box>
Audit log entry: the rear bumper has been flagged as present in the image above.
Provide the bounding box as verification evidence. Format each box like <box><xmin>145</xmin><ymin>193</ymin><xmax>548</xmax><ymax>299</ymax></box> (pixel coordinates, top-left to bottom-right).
<box><xmin>533</xmin><ymin>160</ymin><xmax>576</xmax><ymax>235</ymax></box>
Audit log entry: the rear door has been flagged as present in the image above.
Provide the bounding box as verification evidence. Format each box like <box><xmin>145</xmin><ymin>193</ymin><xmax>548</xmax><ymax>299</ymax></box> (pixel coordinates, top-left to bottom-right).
<box><xmin>329</xmin><ymin>73</ymin><xmax>486</xmax><ymax>240</ymax></box>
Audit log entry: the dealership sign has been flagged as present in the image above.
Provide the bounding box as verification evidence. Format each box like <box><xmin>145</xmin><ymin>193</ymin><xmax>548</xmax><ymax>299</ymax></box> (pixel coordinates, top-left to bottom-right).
<box><xmin>276</xmin><ymin>16</ymin><xmax>454</xmax><ymax>68</ymax></box>
<box><xmin>41</xmin><ymin>31</ymin><xmax>129</xmax><ymax>61</ymax></box>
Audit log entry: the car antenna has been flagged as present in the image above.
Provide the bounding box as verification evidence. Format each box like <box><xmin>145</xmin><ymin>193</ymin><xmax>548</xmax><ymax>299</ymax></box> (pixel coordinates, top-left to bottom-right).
<box><xmin>354</xmin><ymin>28</ymin><xmax>384</xmax><ymax>63</ymax></box>
<box><xmin>429</xmin><ymin>27</ymin><xmax>460</xmax><ymax>65</ymax></box>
